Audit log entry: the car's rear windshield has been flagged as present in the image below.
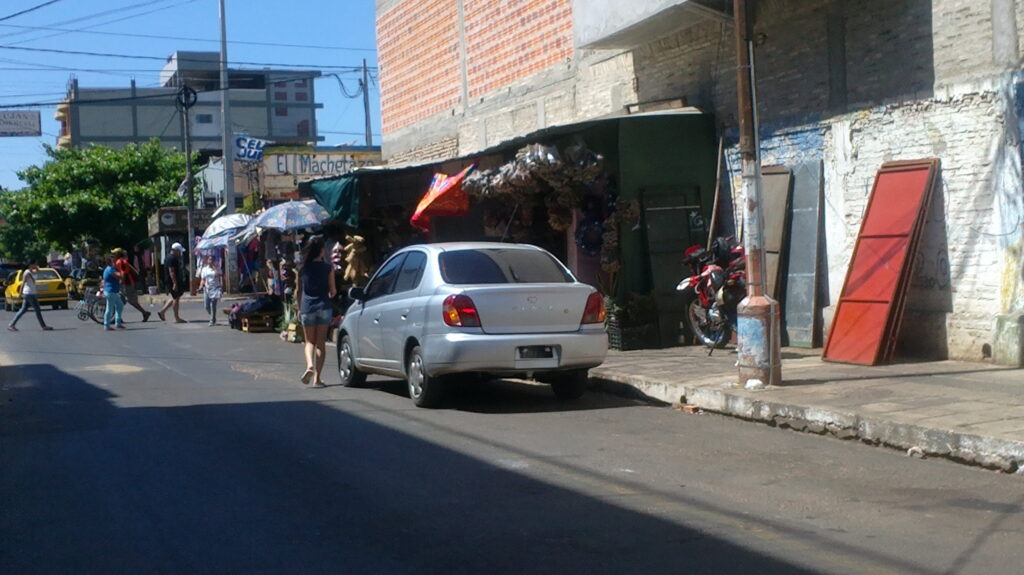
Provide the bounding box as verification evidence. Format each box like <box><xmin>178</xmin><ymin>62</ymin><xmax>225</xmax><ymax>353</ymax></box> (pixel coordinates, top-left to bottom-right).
<box><xmin>36</xmin><ymin>270</ymin><xmax>60</xmax><ymax>280</ymax></box>
<box><xmin>439</xmin><ymin>249</ymin><xmax>573</xmax><ymax>284</ymax></box>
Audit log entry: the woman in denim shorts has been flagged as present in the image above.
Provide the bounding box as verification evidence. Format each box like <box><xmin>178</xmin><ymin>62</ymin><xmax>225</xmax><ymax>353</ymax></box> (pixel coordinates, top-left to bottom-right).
<box><xmin>297</xmin><ymin>235</ymin><xmax>336</xmax><ymax>388</ymax></box>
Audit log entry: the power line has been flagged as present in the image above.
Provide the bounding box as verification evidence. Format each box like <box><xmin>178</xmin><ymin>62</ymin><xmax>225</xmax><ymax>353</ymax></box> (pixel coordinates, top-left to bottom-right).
<box><xmin>0</xmin><ymin>44</ymin><xmax>377</xmax><ymax>71</ymax></box>
<box><xmin>0</xmin><ymin>22</ymin><xmax>377</xmax><ymax>52</ymax></box>
<box><xmin>0</xmin><ymin>0</ymin><xmax>178</xmax><ymax>43</ymax></box>
<box><xmin>0</xmin><ymin>0</ymin><xmax>63</xmax><ymax>23</ymax></box>
<box><xmin>0</xmin><ymin>71</ymin><xmax>329</xmax><ymax>109</ymax></box>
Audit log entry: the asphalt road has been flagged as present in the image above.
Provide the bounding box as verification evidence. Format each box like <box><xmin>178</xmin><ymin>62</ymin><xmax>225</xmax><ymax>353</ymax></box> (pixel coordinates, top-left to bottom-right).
<box><xmin>2</xmin><ymin>302</ymin><xmax>1022</xmax><ymax>574</ymax></box>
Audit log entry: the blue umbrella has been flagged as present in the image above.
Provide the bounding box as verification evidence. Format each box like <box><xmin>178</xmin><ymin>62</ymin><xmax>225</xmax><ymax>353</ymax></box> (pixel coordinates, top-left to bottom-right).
<box><xmin>254</xmin><ymin>200</ymin><xmax>330</xmax><ymax>231</ymax></box>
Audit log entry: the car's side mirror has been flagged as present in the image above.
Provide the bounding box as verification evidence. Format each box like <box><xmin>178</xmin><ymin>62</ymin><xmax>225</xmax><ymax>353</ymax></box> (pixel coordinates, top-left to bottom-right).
<box><xmin>348</xmin><ymin>286</ymin><xmax>366</xmax><ymax>301</ymax></box>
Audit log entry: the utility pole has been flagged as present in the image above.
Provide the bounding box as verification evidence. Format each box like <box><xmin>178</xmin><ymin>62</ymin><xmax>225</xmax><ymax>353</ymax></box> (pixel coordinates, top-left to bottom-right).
<box><xmin>362</xmin><ymin>58</ymin><xmax>372</xmax><ymax>147</ymax></box>
<box><xmin>176</xmin><ymin>85</ymin><xmax>198</xmax><ymax>294</ymax></box>
<box><xmin>733</xmin><ymin>0</ymin><xmax>781</xmax><ymax>388</ymax></box>
<box><xmin>219</xmin><ymin>0</ymin><xmax>234</xmax><ymax>214</ymax></box>
<box><xmin>219</xmin><ymin>0</ymin><xmax>238</xmax><ymax>293</ymax></box>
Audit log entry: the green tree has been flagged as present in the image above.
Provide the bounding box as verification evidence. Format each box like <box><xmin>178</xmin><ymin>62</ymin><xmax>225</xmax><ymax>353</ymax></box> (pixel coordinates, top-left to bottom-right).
<box><xmin>4</xmin><ymin>140</ymin><xmax>189</xmax><ymax>257</ymax></box>
<box><xmin>0</xmin><ymin>192</ymin><xmax>49</xmax><ymax>263</ymax></box>
<box><xmin>14</xmin><ymin>140</ymin><xmax>190</xmax><ymax>249</ymax></box>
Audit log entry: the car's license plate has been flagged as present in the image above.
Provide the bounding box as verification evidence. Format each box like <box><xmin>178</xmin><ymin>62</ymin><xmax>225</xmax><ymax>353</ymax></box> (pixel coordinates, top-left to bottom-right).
<box><xmin>518</xmin><ymin>346</ymin><xmax>554</xmax><ymax>359</ymax></box>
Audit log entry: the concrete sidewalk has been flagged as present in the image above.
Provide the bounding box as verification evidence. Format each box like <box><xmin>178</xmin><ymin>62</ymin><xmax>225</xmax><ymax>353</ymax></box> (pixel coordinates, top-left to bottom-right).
<box><xmin>590</xmin><ymin>346</ymin><xmax>1024</xmax><ymax>474</ymax></box>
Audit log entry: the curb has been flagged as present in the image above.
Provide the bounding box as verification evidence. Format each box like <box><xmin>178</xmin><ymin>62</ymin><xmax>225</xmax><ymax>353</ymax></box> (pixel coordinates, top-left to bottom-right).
<box><xmin>683</xmin><ymin>384</ymin><xmax>1024</xmax><ymax>473</ymax></box>
<box><xmin>590</xmin><ymin>374</ymin><xmax>1024</xmax><ymax>475</ymax></box>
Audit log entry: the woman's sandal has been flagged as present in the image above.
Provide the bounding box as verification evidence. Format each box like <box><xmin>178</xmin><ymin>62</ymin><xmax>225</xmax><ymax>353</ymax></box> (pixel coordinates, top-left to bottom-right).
<box><xmin>301</xmin><ymin>369</ymin><xmax>314</xmax><ymax>385</ymax></box>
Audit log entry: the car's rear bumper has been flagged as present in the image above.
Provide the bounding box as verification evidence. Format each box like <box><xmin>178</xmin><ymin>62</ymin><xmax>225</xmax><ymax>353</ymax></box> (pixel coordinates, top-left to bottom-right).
<box><xmin>423</xmin><ymin>329</ymin><xmax>608</xmax><ymax>377</ymax></box>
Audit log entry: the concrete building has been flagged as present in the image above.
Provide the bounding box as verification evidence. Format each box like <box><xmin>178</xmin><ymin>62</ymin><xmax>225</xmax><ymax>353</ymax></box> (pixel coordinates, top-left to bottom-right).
<box><xmin>374</xmin><ymin>0</ymin><xmax>1024</xmax><ymax>364</ymax></box>
<box><xmin>198</xmin><ymin>145</ymin><xmax>381</xmax><ymax>206</ymax></box>
<box><xmin>54</xmin><ymin>51</ymin><xmax>323</xmax><ymax>153</ymax></box>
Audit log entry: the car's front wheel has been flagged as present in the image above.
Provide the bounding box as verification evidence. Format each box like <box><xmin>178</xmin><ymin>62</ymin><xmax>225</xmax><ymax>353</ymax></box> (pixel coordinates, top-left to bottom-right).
<box><xmin>550</xmin><ymin>369</ymin><xmax>589</xmax><ymax>400</ymax></box>
<box><xmin>337</xmin><ymin>334</ymin><xmax>367</xmax><ymax>388</ymax></box>
<box><xmin>407</xmin><ymin>345</ymin><xmax>444</xmax><ymax>408</ymax></box>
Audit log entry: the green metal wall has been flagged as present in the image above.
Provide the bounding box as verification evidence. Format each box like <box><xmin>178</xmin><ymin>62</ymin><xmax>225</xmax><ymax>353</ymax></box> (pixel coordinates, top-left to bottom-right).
<box><xmin>617</xmin><ymin>114</ymin><xmax>717</xmax><ymax>346</ymax></box>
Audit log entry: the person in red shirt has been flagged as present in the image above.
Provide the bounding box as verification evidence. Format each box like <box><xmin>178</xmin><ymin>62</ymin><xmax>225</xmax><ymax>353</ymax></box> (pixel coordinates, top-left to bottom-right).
<box><xmin>112</xmin><ymin>248</ymin><xmax>151</xmax><ymax>322</ymax></box>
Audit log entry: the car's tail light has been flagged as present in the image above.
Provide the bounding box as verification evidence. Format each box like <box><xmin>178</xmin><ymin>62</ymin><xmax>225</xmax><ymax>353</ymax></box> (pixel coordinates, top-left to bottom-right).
<box><xmin>581</xmin><ymin>292</ymin><xmax>606</xmax><ymax>324</ymax></box>
<box><xmin>442</xmin><ymin>294</ymin><xmax>481</xmax><ymax>327</ymax></box>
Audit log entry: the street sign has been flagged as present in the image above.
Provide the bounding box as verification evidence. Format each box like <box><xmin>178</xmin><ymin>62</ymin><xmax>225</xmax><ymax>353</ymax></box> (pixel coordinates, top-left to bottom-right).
<box><xmin>0</xmin><ymin>111</ymin><xmax>41</xmax><ymax>137</ymax></box>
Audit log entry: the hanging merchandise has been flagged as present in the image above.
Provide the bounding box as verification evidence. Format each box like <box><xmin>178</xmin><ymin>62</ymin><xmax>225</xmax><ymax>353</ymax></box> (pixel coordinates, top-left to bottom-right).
<box><xmin>410</xmin><ymin>165</ymin><xmax>475</xmax><ymax>233</ymax></box>
<box><xmin>462</xmin><ymin>139</ymin><xmax>604</xmax><ymax>233</ymax></box>
<box><xmin>341</xmin><ymin>234</ymin><xmax>371</xmax><ymax>286</ymax></box>
<box><xmin>574</xmin><ymin>217</ymin><xmax>604</xmax><ymax>257</ymax></box>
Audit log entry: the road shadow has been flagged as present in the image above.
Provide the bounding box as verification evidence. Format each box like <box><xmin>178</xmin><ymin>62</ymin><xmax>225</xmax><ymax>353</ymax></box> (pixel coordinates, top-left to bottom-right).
<box><xmin>364</xmin><ymin>376</ymin><xmax>649</xmax><ymax>414</ymax></box>
<box><xmin>0</xmin><ymin>363</ymin><xmax>940</xmax><ymax>575</ymax></box>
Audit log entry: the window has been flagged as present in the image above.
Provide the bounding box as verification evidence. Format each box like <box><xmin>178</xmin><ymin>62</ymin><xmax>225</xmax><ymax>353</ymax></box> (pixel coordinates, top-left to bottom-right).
<box><xmin>34</xmin><ymin>270</ymin><xmax>60</xmax><ymax>281</ymax></box>
<box><xmin>363</xmin><ymin>254</ymin><xmax>406</xmax><ymax>299</ymax></box>
<box><xmin>274</xmin><ymin>92</ymin><xmax>288</xmax><ymax>101</ymax></box>
<box><xmin>274</xmin><ymin>81</ymin><xmax>287</xmax><ymax>88</ymax></box>
<box><xmin>295</xmin><ymin>79</ymin><xmax>307</xmax><ymax>88</ymax></box>
<box><xmin>392</xmin><ymin>251</ymin><xmax>427</xmax><ymax>293</ymax></box>
<box><xmin>197</xmin><ymin>114</ymin><xmax>213</xmax><ymax>124</ymax></box>
<box><xmin>439</xmin><ymin>249</ymin><xmax>573</xmax><ymax>285</ymax></box>
<box><xmin>275</xmin><ymin>107</ymin><xmax>288</xmax><ymax>117</ymax></box>
<box><xmin>295</xmin><ymin>92</ymin><xmax>308</xmax><ymax>102</ymax></box>
<box><xmin>297</xmin><ymin>120</ymin><xmax>309</xmax><ymax>137</ymax></box>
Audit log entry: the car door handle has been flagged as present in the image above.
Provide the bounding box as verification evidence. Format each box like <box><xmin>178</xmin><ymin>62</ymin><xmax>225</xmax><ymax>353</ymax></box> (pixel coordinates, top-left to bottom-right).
<box><xmin>373</xmin><ymin>313</ymin><xmax>382</xmax><ymax>324</ymax></box>
<box><xmin>400</xmin><ymin>309</ymin><xmax>410</xmax><ymax>320</ymax></box>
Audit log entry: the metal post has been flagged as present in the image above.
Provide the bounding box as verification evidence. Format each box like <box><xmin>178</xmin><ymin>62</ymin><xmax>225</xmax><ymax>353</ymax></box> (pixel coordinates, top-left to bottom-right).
<box><xmin>362</xmin><ymin>59</ymin><xmax>373</xmax><ymax>147</ymax></box>
<box><xmin>176</xmin><ymin>85</ymin><xmax>198</xmax><ymax>295</ymax></box>
<box><xmin>733</xmin><ymin>0</ymin><xmax>781</xmax><ymax>388</ymax></box>
<box><xmin>219</xmin><ymin>0</ymin><xmax>234</xmax><ymax>214</ymax></box>
<box><xmin>219</xmin><ymin>0</ymin><xmax>239</xmax><ymax>293</ymax></box>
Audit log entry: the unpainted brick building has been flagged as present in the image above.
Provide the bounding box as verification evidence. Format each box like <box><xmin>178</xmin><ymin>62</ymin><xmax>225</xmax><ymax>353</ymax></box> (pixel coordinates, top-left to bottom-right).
<box><xmin>375</xmin><ymin>0</ymin><xmax>1024</xmax><ymax>363</ymax></box>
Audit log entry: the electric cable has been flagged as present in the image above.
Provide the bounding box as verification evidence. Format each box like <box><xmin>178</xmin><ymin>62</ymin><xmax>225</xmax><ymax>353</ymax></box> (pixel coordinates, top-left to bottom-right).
<box><xmin>0</xmin><ymin>22</ymin><xmax>376</xmax><ymax>52</ymax></box>
<box><xmin>0</xmin><ymin>44</ymin><xmax>376</xmax><ymax>71</ymax></box>
<box><xmin>0</xmin><ymin>0</ymin><xmax>63</xmax><ymax>23</ymax></box>
<box><xmin>0</xmin><ymin>0</ymin><xmax>177</xmax><ymax>42</ymax></box>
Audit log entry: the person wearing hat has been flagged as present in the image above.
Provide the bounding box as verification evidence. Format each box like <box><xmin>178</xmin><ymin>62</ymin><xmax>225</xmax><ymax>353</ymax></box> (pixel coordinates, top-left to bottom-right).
<box><xmin>101</xmin><ymin>251</ymin><xmax>126</xmax><ymax>331</ymax></box>
<box><xmin>113</xmin><ymin>248</ymin><xmax>150</xmax><ymax>322</ymax></box>
<box><xmin>157</xmin><ymin>242</ymin><xmax>187</xmax><ymax>323</ymax></box>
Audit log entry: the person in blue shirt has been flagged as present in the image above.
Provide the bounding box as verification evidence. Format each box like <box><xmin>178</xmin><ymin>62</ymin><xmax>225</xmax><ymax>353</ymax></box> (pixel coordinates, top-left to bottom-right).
<box><xmin>102</xmin><ymin>252</ymin><xmax>126</xmax><ymax>331</ymax></box>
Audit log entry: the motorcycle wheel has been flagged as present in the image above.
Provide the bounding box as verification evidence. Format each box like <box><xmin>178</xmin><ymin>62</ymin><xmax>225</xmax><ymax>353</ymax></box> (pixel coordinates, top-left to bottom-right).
<box><xmin>682</xmin><ymin>292</ymin><xmax>732</xmax><ymax>349</ymax></box>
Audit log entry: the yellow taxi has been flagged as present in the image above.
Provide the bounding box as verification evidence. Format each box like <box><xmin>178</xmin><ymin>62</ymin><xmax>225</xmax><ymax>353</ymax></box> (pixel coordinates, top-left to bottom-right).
<box><xmin>4</xmin><ymin>267</ymin><xmax>69</xmax><ymax>311</ymax></box>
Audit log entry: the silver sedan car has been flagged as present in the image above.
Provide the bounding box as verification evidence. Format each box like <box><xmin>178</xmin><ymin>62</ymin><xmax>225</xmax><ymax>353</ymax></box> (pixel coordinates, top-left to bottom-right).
<box><xmin>337</xmin><ymin>242</ymin><xmax>609</xmax><ymax>407</ymax></box>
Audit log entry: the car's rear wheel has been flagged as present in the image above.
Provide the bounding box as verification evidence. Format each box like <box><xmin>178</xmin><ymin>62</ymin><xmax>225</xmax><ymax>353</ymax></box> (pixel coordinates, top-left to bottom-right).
<box><xmin>337</xmin><ymin>334</ymin><xmax>366</xmax><ymax>387</ymax></box>
<box><xmin>407</xmin><ymin>345</ymin><xmax>444</xmax><ymax>408</ymax></box>
<box><xmin>551</xmin><ymin>369</ymin><xmax>589</xmax><ymax>400</ymax></box>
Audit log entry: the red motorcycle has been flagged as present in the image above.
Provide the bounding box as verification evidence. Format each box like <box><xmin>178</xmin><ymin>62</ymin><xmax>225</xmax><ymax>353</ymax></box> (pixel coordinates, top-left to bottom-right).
<box><xmin>676</xmin><ymin>237</ymin><xmax>746</xmax><ymax>351</ymax></box>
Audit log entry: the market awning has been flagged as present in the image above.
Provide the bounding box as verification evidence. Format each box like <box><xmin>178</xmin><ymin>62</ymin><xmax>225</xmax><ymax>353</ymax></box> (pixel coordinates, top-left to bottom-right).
<box><xmin>303</xmin><ymin>176</ymin><xmax>360</xmax><ymax>228</ymax></box>
<box><xmin>410</xmin><ymin>165</ymin><xmax>475</xmax><ymax>233</ymax></box>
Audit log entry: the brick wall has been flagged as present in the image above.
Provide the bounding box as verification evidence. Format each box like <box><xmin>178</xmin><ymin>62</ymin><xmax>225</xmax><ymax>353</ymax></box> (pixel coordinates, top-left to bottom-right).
<box><xmin>386</xmin><ymin>136</ymin><xmax>459</xmax><ymax>165</ymax></box>
<box><xmin>377</xmin><ymin>0</ymin><xmax>574</xmax><ymax>137</ymax></box>
<box><xmin>377</xmin><ymin>0</ymin><xmax>461</xmax><ymax>134</ymax></box>
<box><xmin>464</xmin><ymin>0</ymin><xmax>574</xmax><ymax>99</ymax></box>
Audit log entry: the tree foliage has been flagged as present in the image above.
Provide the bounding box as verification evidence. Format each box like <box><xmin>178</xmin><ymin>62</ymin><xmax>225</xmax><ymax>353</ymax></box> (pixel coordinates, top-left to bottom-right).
<box><xmin>0</xmin><ymin>140</ymin><xmax>188</xmax><ymax>260</ymax></box>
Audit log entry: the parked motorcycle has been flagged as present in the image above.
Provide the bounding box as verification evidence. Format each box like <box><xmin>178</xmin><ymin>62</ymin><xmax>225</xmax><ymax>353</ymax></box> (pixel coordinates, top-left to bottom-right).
<box><xmin>676</xmin><ymin>237</ymin><xmax>746</xmax><ymax>351</ymax></box>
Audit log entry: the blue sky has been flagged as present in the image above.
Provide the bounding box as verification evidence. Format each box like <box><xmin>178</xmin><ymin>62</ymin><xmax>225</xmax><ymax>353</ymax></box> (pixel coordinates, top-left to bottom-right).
<box><xmin>0</xmin><ymin>0</ymin><xmax>380</xmax><ymax>191</ymax></box>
